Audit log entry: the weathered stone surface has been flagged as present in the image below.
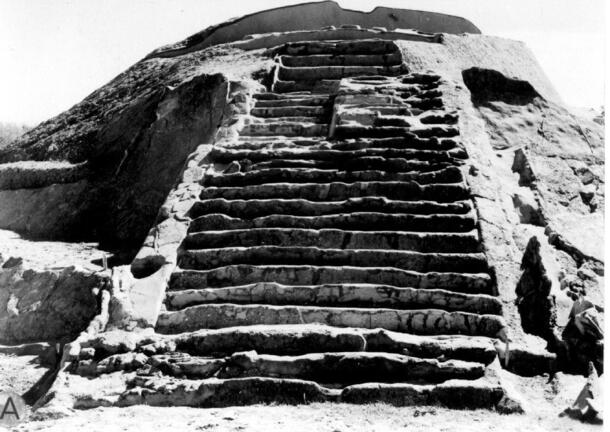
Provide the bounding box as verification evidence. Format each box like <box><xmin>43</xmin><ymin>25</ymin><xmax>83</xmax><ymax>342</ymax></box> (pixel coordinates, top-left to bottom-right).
<box><xmin>561</xmin><ymin>363</ymin><xmax>603</xmax><ymax>424</ymax></box>
<box><xmin>184</xmin><ymin>228</ymin><xmax>480</xmax><ymax>253</ymax></box>
<box><xmin>341</xmin><ymin>378</ymin><xmax>509</xmax><ymax>410</ymax></box>
<box><xmin>190</xmin><ymin>197</ymin><xmax>471</xmax><ymax>218</ymax></box>
<box><xmin>179</xmin><ymin>247</ymin><xmax>487</xmax><ymax>273</ymax></box>
<box><xmin>165</xmin><ymin>282</ymin><xmax>502</xmax><ymax>314</ymax></box>
<box><xmin>117</xmin><ymin>375</ymin><xmax>514</xmax><ymax>410</ymax></box>
<box><xmin>170</xmin><ymin>265</ymin><xmax>493</xmax><ymax>294</ymax></box>
<box><xmin>202</xmin><ymin>166</ymin><xmax>462</xmax><ymax>186</ymax></box>
<box><xmin>0</xmin><ymin>161</ymin><xmax>88</xmax><ymax>190</ymax></box>
<box><xmin>0</xmin><ymin>262</ymin><xmax>104</xmax><ymax>344</ymax></box>
<box><xmin>156</xmin><ymin>303</ymin><xmax>506</xmax><ymax>337</ymax></box>
<box><xmin>219</xmin><ymin>350</ymin><xmax>485</xmax><ymax>383</ymax></box>
<box><xmin>0</xmin><ymin>180</ymin><xmax>90</xmax><ymax>240</ymax></box>
<box><xmin>189</xmin><ymin>211</ymin><xmax>476</xmax><ymax>233</ymax></box>
<box><xmin>77</xmin><ymin>353</ymin><xmax>149</xmax><ymax>376</ymax></box>
<box><xmin>150</xmin><ymin>352</ymin><xmax>225</xmax><ymax>378</ymax></box>
<box><xmin>119</xmin><ymin>376</ymin><xmax>338</xmax><ymax>407</ymax></box>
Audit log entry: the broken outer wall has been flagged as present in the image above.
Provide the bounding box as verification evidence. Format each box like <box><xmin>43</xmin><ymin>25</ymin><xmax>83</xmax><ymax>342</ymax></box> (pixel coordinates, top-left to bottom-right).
<box><xmin>148</xmin><ymin>1</ymin><xmax>480</xmax><ymax>58</ymax></box>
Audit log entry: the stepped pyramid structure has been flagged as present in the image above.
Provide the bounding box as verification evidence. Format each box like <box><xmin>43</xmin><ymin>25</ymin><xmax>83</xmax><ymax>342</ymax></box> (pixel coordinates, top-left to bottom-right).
<box><xmin>0</xmin><ymin>1</ymin><xmax>604</xmax><ymax>425</ymax></box>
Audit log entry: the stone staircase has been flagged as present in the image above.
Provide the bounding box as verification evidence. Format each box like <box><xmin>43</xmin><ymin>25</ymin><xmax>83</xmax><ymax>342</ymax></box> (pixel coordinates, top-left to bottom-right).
<box><xmin>74</xmin><ymin>39</ymin><xmax>515</xmax><ymax>410</ymax></box>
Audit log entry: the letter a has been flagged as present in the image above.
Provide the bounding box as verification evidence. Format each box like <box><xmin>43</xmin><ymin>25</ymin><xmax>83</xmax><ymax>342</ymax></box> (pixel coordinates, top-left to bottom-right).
<box><xmin>1</xmin><ymin>397</ymin><xmax>19</xmax><ymax>420</ymax></box>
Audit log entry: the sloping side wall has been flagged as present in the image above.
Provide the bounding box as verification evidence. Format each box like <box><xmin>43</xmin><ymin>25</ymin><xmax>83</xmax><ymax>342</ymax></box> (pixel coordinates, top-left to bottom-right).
<box><xmin>148</xmin><ymin>1</ymin><xmax>480</xmax><ymax>58</ymax></box>
<box><xmin>397</xmin><ymin>35</ymin><xmax>563</xmax><ymax>105</ymax></box>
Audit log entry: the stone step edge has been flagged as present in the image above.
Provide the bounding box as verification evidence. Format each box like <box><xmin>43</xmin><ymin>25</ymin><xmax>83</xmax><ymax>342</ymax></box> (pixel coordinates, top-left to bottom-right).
<box><xmin>78</xmin><ymin>324</ymin><xmax>499</xmax><ymax>364</ymax></box>
<box><xmin>114</xmin><ymin>375</ymin><xmax>521</xmax><ymax>412</ymax></box>
<box><xmin>164</xmin><ymin>282</ymin><xmax>503</xmax><ymax>315</ymax></box>
<box><xmin>155</xmin><ymin>303</ymin><xmax>506</xmax><ymax>337</ymax></box>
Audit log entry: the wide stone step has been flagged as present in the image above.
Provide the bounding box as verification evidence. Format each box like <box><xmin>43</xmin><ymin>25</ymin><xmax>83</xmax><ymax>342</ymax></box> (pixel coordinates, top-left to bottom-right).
<box><xmin>246</xmin><ymin>157</ymin><xmax>453</xmax><ymax>173</ymax></box>
<box><xmin>187</xmin><ymin>212</ymin><xmax>476</xmax><ymax>233</ymax></box>
<box><xmin>165</xmin><ymin>282</ymin><xmax>502</xmax><ymax>315</ymax></box>
<box><xmin>250</xmin><ymin>106</ymin><xmax>328</xmax><ymax>118</ymax></box>
<box><xmin>325</xmin><ymin>136</ymin><xmax>460</xmax><ymax>152</ymax></box>
<box><xmin>341</xmin><ymin>378</ymin><xmax>509</xmax><ymax>409</ymax></box>
<box><xmin>147</xmin><ymin>350</ymin><xmax>482</xmax><ymax>384</ymax></box>
<box><xmin>118</xmin><ymin>375</ymin><xmax>512</xmax><ymax>410</ymax></box>
<box><xmin>155</xmin><ymin>303</ymin><xmax>505</xmax><ymax>337</ymax></box>
<box><xmin>120</xmin><ymin>375</ymin><xmax>339</xmax><ymax>407</ymax></box>
<box><xmin>254</xmin><ymin>91</ymin><xmax>330</xmax><ymax>100</ymax></box>
<box><xmin>178</xmin><ymin>247</ymin><xmax>488</xmax><ymax>273</ymax></box>
<box><xmin>199</xmin><ymin>181</ymin><xmax>469</xmax><ymax>202</ymax></box>
<box><xmin>202</xmin><ymin>166</ymin><xmax>463</xmax><ymax>187</ymax></box>
<box><xmin>334</xmin><ymin>105</ymin><xmax>420</xmax><ymax>118</ymax></box>
<box><xmin>217</xmin><ymin>351</ymin><xmax>484</xmax><ymax>383</ymax></box>
<box><xmin>140</xmin><ymin>324</ymin><xmax>496</xmax><ymax>364</ymax></box>
<box><xmin>169</xmin><ymin>265</ymin><xmax>493</xmax><ymax>294</ymax></box>
<box><xmin>334</xmin><ymin>125</ymin><xmax>460</xmax><ymax>140</ymax></box>
<box><xmin>189</xmin><ymin>197</ymin><xmax>472</xmax><ymax>219</ymax></box>
<box><xmin>231</xmin><ymin>137</ymin><xmax>326</xmax><ymax>149</ymax></box>
<box><xmin>240</xmin><ymin>122</ymin><xmax>328</xmax><ymax>137</ymax></box>
<box><xmin>248</xmin><ymin>116</ymin><xmax>327</xmax><ymax>124</ymax></box>
<box><xmin>209</xmin><ymin>147</ymin><xmax>456</xmax><ymax>164</ymax></box>
<box><xmin>183</xmin><ymin>228</ymin><xmax>481</xmax><ymax>253</ymax></box>
<box><xmin>229</xmin><ymin>136</ymin><xmax>459</xmax><ymax>152</ymax></box>
<box><xmin>281</xmin><ymin>40</ymin><xmax>400</xmax><ymax>56</ymax></box>
<box><xmin>280</xmin><ymin>53</ymin><xmax>402</xmax><ymax>67</ymax></box>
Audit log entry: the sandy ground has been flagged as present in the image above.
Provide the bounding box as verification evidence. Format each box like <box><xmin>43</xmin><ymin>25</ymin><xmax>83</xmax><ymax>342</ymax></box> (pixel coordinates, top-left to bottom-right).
<box><xmin>0</xmin><ymin>352</ymin><xmax>51</xmax><ymax>397</ymax></box>
<box><xmin>2</xmin><ymin>371</ymin><xmax>597</xmax><ymax>432</ymax></box>
<box><xmin>11</xmin><ymin>403</ymin><xmax>597</xmax><ymax>432</ymax></box>
<box><xmin>0</xmin><ymin>229</ymin><xmax>105</xmax><ymax>271</ymax></box>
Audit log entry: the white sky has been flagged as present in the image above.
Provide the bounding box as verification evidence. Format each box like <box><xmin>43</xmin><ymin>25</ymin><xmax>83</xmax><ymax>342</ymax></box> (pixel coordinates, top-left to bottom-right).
<box><xmin>0</xmin><ymin>0</ymin><xmax>605</xmax><ymax>125</ymax></box>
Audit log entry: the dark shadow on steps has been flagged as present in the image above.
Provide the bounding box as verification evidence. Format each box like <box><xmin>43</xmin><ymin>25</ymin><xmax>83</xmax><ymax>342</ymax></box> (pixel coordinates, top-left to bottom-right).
<box><xmin>462</xmin><ymin>67</ymin><xmax>542</xmax><ymax>106</ymax></box>
<box><xmin>22</xmin><ymin>345</ymin><xmax>62</xmax><ymax>406</ymax></box>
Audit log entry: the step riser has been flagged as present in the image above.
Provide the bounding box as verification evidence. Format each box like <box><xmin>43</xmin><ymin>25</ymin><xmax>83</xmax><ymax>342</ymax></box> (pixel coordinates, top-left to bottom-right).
<box><xmin>280</xmin><ymin>53</ymin><xmax>403</xmax><ymax>67</ymax></box>
<box><xmin>202</xmin><ymin>167</ymin><xmax>463</xmax><ymax>187</ymax></box>
<box><xmin>178</xmin><ymin>248</ymin><xmax>488</xmax><ymax>273</ymax></box>
<box><xmin>282</xmin><ymin>40</ymin><xmax>400</xmax><ymax>56</ymax></box>
<box><xmin>199</xmin><ymin>182</ymin><xmax>469</xmax><ymax>202</ymax></box>
<box><xmin>229</xmin><ymin>137</ymin><xmax>459</xmax><ymax>152</ymax></box>
<box><xmin>188</xmin><ymin>213</ymin><xmax>476</xmax><ymax>233</ymax></box>
<box><xmin>170</xmin><ymin>266</ymin><xmax>493</xmax><ymax>294</ymax></box>
<box><xmin>272</xmin><ymin>80</ymin><xmax>340</xmax><ymax>93</ymax></box>
<box><xmin>334</xmin><ymin>126</ymin><xmax>459</xmax><ymax>140</ymax></box>
<box><xmin>209</xmin><ymin>148</ymin><xmax>456</xmax><ymax>163</ymax></box>
<box><xmin>146</xmin><ymin>351</ymin><xmax>484</xmax><ymax>384</ymax></box>
<box><xmin>249</xmin><ymin>116</ymin><xmax>328</xmax><ymax>124</ymax></box>
<box><xmin>278</xmin><ymin>65</ymin><xmax>405</xmax><ymax>81</ymax></box>
<box><xmin>118</xmin><ymin>376</ymin><xmax>509</xmax><ymax>410</ymax></box>
<box><xmin>409</xmin><ymin>98</ymin><xmax>444</xmax><ymax>110</ymax></box>
<box><xmin>245</xmin><ymin>158</ymin><xmax>452</xmax><ymax>172</ymax></box>
<box><xmin>254</xmin><ymin>98</ymin><xmax>331</xmax><ymax>107</ymax></box>
<box><xmin>251</xmin><ymin>106</ymin><xmax>328</xmax><ymax>118</ymax></box>
<box><xmin>129</xmin><ymin>325</ymin><xmax>497</xmax><ymax>364</ymax></box>
<box><xmin>189</xmin><ymin>197</ymin><xmax>473</xmax><ymax>219</ymax></box>
<box><xmin>156</xmin><ymin>304</ymin><xmax>505</xmax><ymax>337</ymax></box>
<box><xmin>165</xmin><ymin>283</ymin><xmax>502</xmax><ymax>315</ymax></box>
<box><xmin>119</xmin><ymin>376</ymin><xmax>337</xmax><ymax>407</ymax></box>
<box><xmin>218</xmin><ymin>351</ymin><xmax>484</xmax><ymax>383</ymax></box>
<box><xmin>240</xmin><ymin>123</ymin><xmax>328</xmax><ymax>137</ymax></box>
<box><xmin>183</xmin><ymin>229</ymin><xmax>480</xmax><ymax>253</ymax></box>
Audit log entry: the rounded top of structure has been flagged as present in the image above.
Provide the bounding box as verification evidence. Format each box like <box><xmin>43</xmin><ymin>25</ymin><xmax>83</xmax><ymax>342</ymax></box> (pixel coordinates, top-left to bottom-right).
<box><xmin>147</xmin><ymin>1</ymin><xmax>480</xmax><ymax>58</ymax></box>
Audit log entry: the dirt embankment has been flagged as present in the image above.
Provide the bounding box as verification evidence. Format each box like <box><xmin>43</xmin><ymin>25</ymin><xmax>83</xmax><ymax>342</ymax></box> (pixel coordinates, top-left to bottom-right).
<box><xmin>0</xmin><ymin>48</ymin><xmax>272</xmax><ymax>256</ymax></box>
